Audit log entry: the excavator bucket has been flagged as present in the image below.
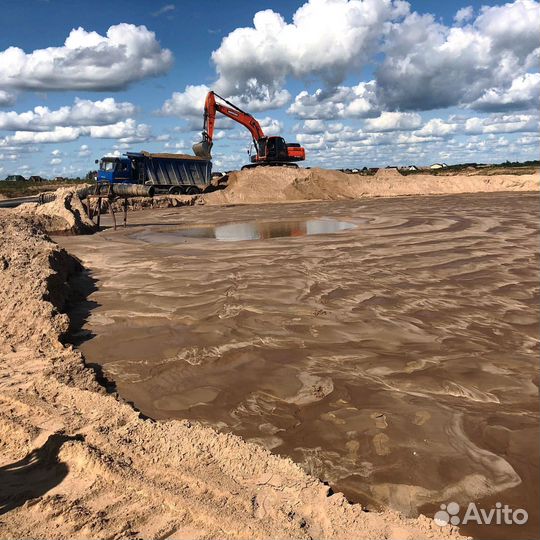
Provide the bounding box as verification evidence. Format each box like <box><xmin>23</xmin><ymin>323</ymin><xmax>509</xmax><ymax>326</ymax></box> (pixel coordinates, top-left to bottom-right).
<box><xmin>192</xmin><ymin>140</ymin><xmax>213</xmax><ymax>160</ymax></box>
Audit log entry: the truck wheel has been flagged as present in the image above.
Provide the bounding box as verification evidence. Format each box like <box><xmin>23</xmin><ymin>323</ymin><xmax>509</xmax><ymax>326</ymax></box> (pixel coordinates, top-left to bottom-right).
<box><xmin>185</xmin><ymin>186</ymin><xmax>200</xmax><ymax>195</ymax></box>
<box><xmin>168</xmin><ymin>186</ymin><xmax>182</xmax><ymax>195</ymax></box>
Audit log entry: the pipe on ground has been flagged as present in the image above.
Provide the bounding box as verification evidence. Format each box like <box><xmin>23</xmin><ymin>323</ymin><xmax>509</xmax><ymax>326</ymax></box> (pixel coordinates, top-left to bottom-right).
<box><xmin>110</xmin><ymin>184</ymin><xmax>155</xmax><ymax>198</ymax></box>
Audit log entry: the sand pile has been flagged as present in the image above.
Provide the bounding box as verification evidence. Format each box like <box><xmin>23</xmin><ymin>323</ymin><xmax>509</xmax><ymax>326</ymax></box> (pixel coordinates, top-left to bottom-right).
<box><xmin>11</xmin><ymin>187</ymin><xmax>95</xmax><ymax>234</ymax></box>
<box><xmin>374</xmin><ymin>167</ymin><xmax>403</xmax><ymax>180</ymax></box>
<box><xmin>203</xmin><ymin>167</ymin><xmax>539</xmax><ymax>205</ymax></box>
<box><xmin>0</xmin><ymin>218</ymin><xmax>465</xmax><ymax>538</ymax></box>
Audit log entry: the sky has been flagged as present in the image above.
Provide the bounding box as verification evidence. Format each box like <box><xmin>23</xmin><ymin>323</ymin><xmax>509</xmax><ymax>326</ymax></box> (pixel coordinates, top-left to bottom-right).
<box><xmin>0</xmin><ymin>0</ymin><xmax>538</xmax><ymax>178</ymax></box>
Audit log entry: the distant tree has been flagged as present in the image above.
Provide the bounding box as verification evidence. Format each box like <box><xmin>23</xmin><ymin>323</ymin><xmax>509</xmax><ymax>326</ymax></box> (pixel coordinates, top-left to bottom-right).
<box><xmin>85</xmin><ymin>170</ymin><xmax>97</xmax><ymax>181</ymax></box>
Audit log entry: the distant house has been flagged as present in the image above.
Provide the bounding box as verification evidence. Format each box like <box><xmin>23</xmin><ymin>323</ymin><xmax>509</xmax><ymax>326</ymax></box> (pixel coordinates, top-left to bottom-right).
<box><xmin>29</xmin><ymin>175</ymin><xmax>45</xmax><ymax>182</ymax></box>
<box><xmin>4</xmin><ymin>175</ymin><xmax>27</xmax><ymax>182</ymax></box>
<box><xmin>430</xmin><ymin>163</ymin><xmax>448</xmax><ymax>169</ymax></box>
<box><xmin>406</xmin><ymin>165</ymin><xmax>419</xmax><ymax>171</ymax></box>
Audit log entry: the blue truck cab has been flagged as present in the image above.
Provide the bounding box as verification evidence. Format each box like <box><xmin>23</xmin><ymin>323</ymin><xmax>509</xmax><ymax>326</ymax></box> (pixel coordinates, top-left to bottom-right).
<box><xmin>96</xmin><ymin>151</ymin><xmax>212</xmax><ymax>194</ymax></box>
<box><xmin>97</xmin><ymin>157</ymin><xmax>132</xmax><ymax>184</ymax></box>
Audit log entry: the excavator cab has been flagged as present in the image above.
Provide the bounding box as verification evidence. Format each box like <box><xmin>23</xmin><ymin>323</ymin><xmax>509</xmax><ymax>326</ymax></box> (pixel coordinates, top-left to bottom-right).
<box><xmin>252</xmin><ymin>136</ymin><xmax>288</xmax><ymax>163</ymax></box>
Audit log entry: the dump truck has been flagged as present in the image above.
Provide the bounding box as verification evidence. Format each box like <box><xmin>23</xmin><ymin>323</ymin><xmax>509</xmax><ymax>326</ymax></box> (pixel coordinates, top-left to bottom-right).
<box><xmin>96</xmin><ymin>151</ymin><xmax>212</xmax><ymax>194</ymax></box>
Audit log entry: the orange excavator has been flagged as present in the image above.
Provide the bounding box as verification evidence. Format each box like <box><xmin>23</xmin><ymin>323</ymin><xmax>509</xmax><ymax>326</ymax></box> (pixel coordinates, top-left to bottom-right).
<box><xmin>192</xmin><ymin>91</ymin><xmax>305</xmax><ymax>168</ymax></box>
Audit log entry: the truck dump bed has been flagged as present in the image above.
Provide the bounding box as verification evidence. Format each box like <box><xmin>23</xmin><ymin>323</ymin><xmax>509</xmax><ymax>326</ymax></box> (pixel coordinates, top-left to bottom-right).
<box><xmin>126</xmin><ymin>151</ymin><xmax>212</xmax><ymax>187</ymax></box>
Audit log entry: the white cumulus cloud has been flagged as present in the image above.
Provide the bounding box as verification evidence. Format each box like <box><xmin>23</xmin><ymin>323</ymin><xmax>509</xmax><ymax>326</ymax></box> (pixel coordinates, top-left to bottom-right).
<box><xmin>160</xmin><ymin>84</ymin><xmax>209</xmax><ymax>119</ymax></box>
<box><xmin>0</xmin><ymin>24</ymin><xmax>172</xmax><ymax>91</ymax></box>
<box><xmin>470</xmin><ymin>72</ymin><xmax>540</xmax><ymax>112</ymax></box>
<box><xmin>288</xmin><ymin>81</ymin><xmax>379</xmax><ymax>120</ymax></box>
<box><xmin>79</xmin><ymin>144</ymin><xmax>91</xmax><ymax>157</ymax></box>
<box><xmin>377</xmin><ymin>0</ymin><xmax>540</xmax><ymax>111</ymax></box>
<box><xmin>454</xmin><ymin>6</ymin><xmax>474</xmax><ymax>25</ymax></box>
<box><xmin>161</xmin><ymin>0</ymin><xmax>408</xmax><ymax>114</ymax></box>
<box><xmin>364</xmin><ymin>111</ymin><xmax>422</xmax><ymax>132</ymax></box>
<box><xmin>258</xmin><ymin>116</ymin><xmax>284</xmax><ymax>136</ymax></box>
<box><xmin>211</xmin><ymin>0</ymin><xmax>408</xmax><ymax>102</ymax></box>
<box><xmin>0</xmin><ymin>119</ymin><xmax>152</xmax><ymax>147</ymax></box>
<box><xmin>0</xmin><ymin>98</ymin><xmax>136</xmax><ymax>131</ymax></box>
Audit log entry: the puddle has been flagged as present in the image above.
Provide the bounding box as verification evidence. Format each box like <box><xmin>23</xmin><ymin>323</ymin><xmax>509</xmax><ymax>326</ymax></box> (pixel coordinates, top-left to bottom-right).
<box><xmin>136</xmin><ymin>219</ymin><xmax>356</xmax><ymax>243</ymax></box>
<box><xmin>187</xmin><ymin>219</ymin><xmax>357</xmax><ymax>241</ymax></box>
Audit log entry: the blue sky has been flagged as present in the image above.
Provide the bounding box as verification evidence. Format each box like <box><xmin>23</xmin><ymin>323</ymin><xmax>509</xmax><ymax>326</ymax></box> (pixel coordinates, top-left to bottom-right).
<box><xmin>0</xmin><ymin>0</ymin><xmax>538</xmax><ymax>178</ymax></box>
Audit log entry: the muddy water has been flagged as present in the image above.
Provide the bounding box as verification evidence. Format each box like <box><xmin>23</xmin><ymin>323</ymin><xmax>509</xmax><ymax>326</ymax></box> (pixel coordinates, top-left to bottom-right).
<box><xmin>58</xmin><ymin>193</ymin><xmax>539</xmax><ymax>540</ymax></box>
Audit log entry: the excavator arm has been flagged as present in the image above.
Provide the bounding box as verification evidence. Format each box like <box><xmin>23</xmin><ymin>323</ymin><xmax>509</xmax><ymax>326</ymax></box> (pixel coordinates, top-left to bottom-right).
<box><xmin>193</xmin><ymin>91</ymin><xmax>265</xmax><ymax>159</ymax></box>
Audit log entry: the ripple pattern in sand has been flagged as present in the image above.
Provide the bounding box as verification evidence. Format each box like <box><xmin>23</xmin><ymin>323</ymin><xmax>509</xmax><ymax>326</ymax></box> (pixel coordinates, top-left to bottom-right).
<box><xmin>60</xmin><ymin>193</ymin><xmax>539</xmax><ymax>540</ymax></box>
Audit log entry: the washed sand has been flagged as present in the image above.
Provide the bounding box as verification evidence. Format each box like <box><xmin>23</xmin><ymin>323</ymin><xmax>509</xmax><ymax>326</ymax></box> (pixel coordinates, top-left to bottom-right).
<box><xmin>0</xmin><ymin>188</ymin><xmax>465</xmax><ymax>539</ymax></box>
<box><xmin>204</xmin><ymin>167</ymin><xmax>538</xmax><ymax>205</ymax></box>
<box><xmin>2</xmin><ymin>169</ymin><xmax>538</xmax><ymax>539</ymax></box>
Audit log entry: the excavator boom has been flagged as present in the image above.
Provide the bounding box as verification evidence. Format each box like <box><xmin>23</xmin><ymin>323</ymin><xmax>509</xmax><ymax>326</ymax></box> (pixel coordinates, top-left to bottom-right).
<box><xmin>193</xmin><ymin>92</ymin><xmax>264</xmax><ymax>160</ymax></box>
<box><xmin>193</xmin><ymin>91</ymin><xmax>305</xmax><ymax>166</ymax></box>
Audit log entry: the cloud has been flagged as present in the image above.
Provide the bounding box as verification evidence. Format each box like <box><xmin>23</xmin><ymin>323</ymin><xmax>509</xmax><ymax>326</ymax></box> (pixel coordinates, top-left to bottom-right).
<box><xmin>211</xmin><ymin>0</ymin><xmax>408</xmax><ymax>103</ymax></box>
<box><xmin>152</xmin><ymin>4</ymin><xmax>175</xmax><ymax>17</ymax></box>
<box><xmin>160</xmin><ymin>84</ymin><xmax>209</xmax><ymax>119</ymax></box>
<box><xmin>3</xmin><ymin>127</ymin><xmax>82</xmax><ymax>145</ymax></box>
<box><xmin>295</xmin><ymin>120</ymin><xmax>327</xmax><ymax>134</ymax></box>
<box><xmin>160</xmin><ymin>0</ymin><xmax>408</xmax><ymax>114</ymax></box>
<box><xmin>454</xmin><ymin>6</ymin><xmax>474</xmax><ymax>25</ymax></box>
<box><xmin>364</xmin><ymin>111</ymin><xmax>422</xmax><ymax>132</ymax></box>
<box><xmin>376</xmin><ymin>0</ymin><xmax>540</xmax><ymax>111</ymax></box>
<box><xmin>0</xmin><ymin>90</ymin><xmax>16</xmax><ymax>107</ymax></box>
<box><xmin>78</xmin><ymin>144</ymin><xmax>91</xmax><ymax>157</ymax></box>
<box><xmin>411</xmin><ymin>113</ymin><xmax>538</xmax><ymax>137</ymax></box>
<box><xmin>258</xmin><ymin>116</ymin><xmax>284</xmax><ymax>136</ymax></box>
<box><xmin>50</xmin><ymin>158</ymin><xmax>62</xmax><ymax>165</ymax></box>
<box><xmin>0</xmin><ymin>98</ymin><xmax>136</xmax><ymax>131</ymax></box>
<box><xmin>470</xmin><ymin>72</ymin><xmax>540</xmax><ymax>112</ymax></box>
<box><xmin>160</xmin><ymin>0</ymin><xmax>538</xmax><ymax>121</ymax></box>
<box><xmin>89</xmin><ymin>119</ymin><xmax>152</xmax><ymax>143</ymax></box>
<box><xmin>159</xmin><ymin>83</ymin><xmax>287</xmax><ymax>132</ymax></box>
<box><xmin>464</xmin><ymin>113</ymin><xmax>538</xmax><ymax>134</ymax></box>
<box><xmin>415</xmin><ymin>118</ymin><xmax>458</xmax><ymax>137</ymax></box>
<box><xmin>228</xmin><ymin>86</ymin><xmax>291</xmax><ymax>112</ymax></box>
<box><xmin>288</xmin><ymin>81</ymin><xmax>379</xmax><ymax>120</ymax></box>
<box><xmin>160</xmin><ymin>84</ymin><xmax>290</xmax><ymax>131</ymax></box>
<box><xmin>0</xmin><ymin>24</ymin><xmax>173</xmax><ymax>92</ymax></box>
<box><xmin>0</xmin><ymin>119</ymin><xmax>152</xmax><ymax>146</ymax></box>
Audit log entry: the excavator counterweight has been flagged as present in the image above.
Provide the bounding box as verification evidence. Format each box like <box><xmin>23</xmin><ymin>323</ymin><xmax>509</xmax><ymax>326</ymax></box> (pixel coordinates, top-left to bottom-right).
<box><xmin>192</xmin><ymin>91</ymin><xmax>305</xmax><ymax>167</ymax></box>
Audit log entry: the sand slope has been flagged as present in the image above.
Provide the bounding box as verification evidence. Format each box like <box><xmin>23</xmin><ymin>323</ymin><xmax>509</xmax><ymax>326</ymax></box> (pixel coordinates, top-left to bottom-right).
<box><xmin>0</xmin><ymin>215</ymin><xmax>466</xmax><ymax>538</ymax></box>
<box><xmin>204</xmin><ymin>167</ymin><xmax>539</xmax><ymax>205</ymax></box>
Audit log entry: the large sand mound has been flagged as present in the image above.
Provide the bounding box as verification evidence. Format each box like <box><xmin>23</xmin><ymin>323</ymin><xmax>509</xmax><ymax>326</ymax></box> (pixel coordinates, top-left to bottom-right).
<box><xmin>0</xmin><ymin>216</ymin><xmax>465</xmax><ymax>537</ymax></box>
<box><xmin>204</xmin><ymin>167</ymin><xmax>538</xmax><ymax>205</ymax></box>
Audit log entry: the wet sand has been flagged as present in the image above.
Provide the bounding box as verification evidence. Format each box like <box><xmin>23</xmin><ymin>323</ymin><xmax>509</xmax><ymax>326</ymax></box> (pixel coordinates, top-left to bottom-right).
<box><xmin>58</xmin><ymin>192</ymin><xmax>539</xmax><ymax>540</ymax></box>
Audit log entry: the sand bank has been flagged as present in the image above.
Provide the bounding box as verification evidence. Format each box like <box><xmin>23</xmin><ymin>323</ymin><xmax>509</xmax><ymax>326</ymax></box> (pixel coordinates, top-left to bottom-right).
<box><xmin>203</xmin><ymin>167</ymin><xmax>538</xmax><ymax>205</ymax></box>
